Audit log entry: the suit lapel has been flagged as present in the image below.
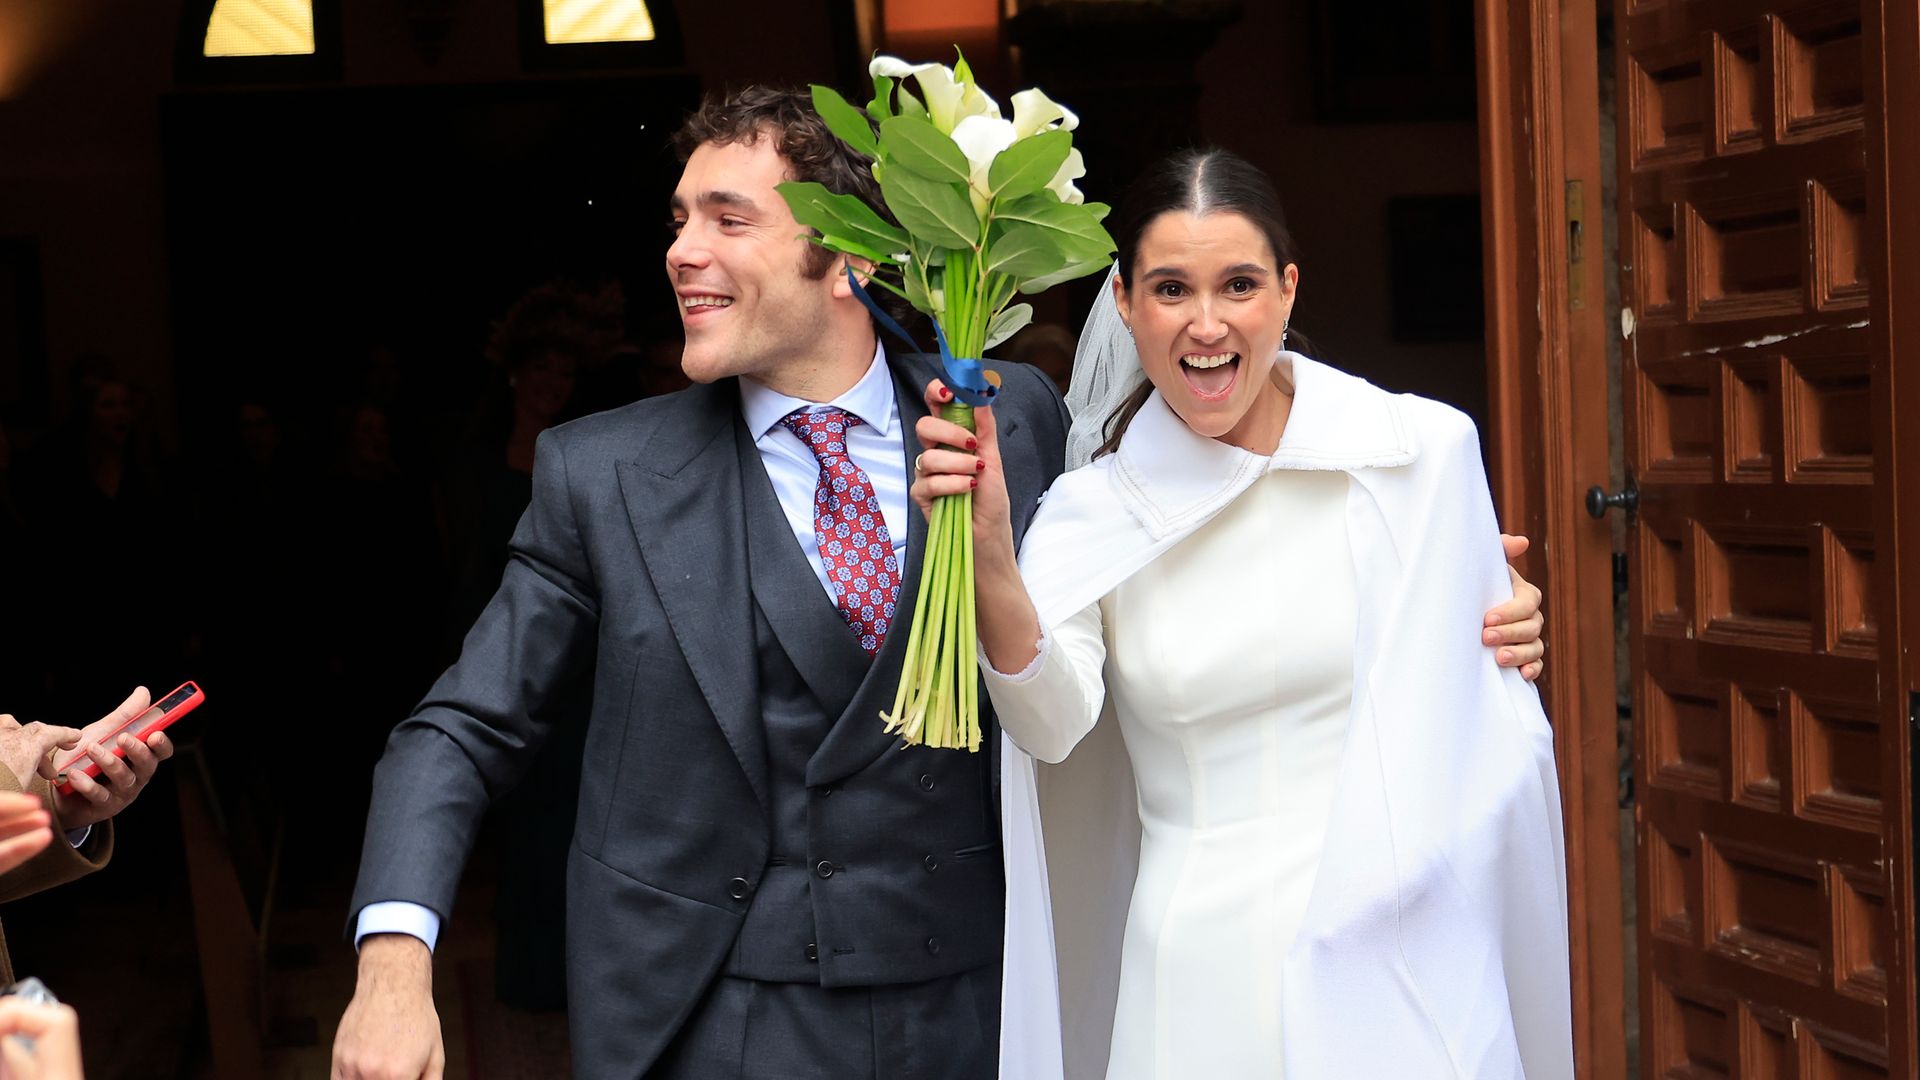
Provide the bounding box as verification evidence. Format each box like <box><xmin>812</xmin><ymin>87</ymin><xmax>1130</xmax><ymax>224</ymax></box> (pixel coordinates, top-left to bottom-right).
<box><xmin>806</xmin><ymin>353</ymin><xmax>944</xmax><ymax>787</ymax></box>
<box><xmin>735</xmin><ymin>420</ymin><xmax>871</xmax><ymax>714</ymax></box>
<box><xmin>616</xmin><ymin>382</ymin><xmax>770</xmax><ymax>812</ymax></box>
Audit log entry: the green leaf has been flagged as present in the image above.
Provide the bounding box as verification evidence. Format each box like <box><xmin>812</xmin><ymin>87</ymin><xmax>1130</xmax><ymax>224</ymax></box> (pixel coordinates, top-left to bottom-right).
<box><xmin>880</xmin><ymin>168</ymin><xmax>979</xmax><ymax>249</ymax></box>
<box><xmin>856</xmin><ymin>270</ymin><xmax>913</xmax><ymax>305</ymax></box>
<box><xmin>1017</xmin><ymin>255</ymin><xmax>1114</xmax><ymax>294</ymax></box>
<box><xmin>896</xmin><ymin>84</ymin><xmax>927</xmax><ymax>121</ymax></box>
<box><xmin>1084</xmin><ymin>201</ymin><xmax>1111</xmax><ymax>223</ymax></box>
<box><xmin>808</xmin><ymin>232</ymin><xmax>896</xmax><ymax>267</ymax></box>
<box><xmin>983</xmin><ymin>220</ymin><xmax>1066</xmax><ymax>279</ymax></box>
<box><xmin>904</xmin><ymin>265</ymin><xmax>935</xmax><ymax>315</ymax></box>
<box><xmin>776</xmin><ymin>181</ymin><xmax>909</xmax><ymax>259</ymax></box>
<box><xmin>879</xmin><ymin>115</ymin><xmax>972</xmax><ymax>185</ymax></box>
<box><xmin>986</xmin><ymin>129</ymin><xmax>1072</xmax><ymax>202</ymax></box>
<box><xmin>953</xmin><ymin>47</ymin><xmax>974</xmax><ymax>86</ymax></box>
<box><xmin>994</xmin><ymin>192</ymin><xmax>1117</xmax><ymax>260</ymax></box>
<box><xmin>984</xmin><ymin>303</ymin><xmax>1033</xmax><ymax>350</ymax></box>
<box><xmin>866</xmin><ymin>75</ymin><xmax>895</xmax><ymax>122</ymax></box>
<box><xmin>811</xmin><ymin>85</ymin><xmax>880</xmax><ymax>160</ymax></box>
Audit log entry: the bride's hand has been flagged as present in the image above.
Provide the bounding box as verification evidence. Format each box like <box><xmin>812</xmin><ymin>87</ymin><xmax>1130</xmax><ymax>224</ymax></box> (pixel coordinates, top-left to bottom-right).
<box><xmin>911</xmin><ymin>379</ymin><xmax>1016</xmax><ymax>569</ymax></box>
<box><xmin>913</xmin><ymin>379</ymin><xmax>1045</xmax><ymax>673</ymax></box>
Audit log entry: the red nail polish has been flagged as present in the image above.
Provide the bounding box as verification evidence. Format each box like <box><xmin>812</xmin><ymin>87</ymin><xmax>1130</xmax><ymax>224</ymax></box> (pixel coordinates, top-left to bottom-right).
<box><xmin>976</xmin><ymin>459</ymin><xmax>986</xmax><ymax>472</ymax></box>
<box><xmin>966</xmin><ymin>438</ymin><xmax>978</xmax><ymax>451</ymax></box>
<box><xmin>971</xmin><ymin>476</ymin><xmax>979</xmax><ymax>489</ymax></box>
<box><xmin>940</xmin><ymin>386</ymin><xmax>952</xmax><ymax>400</ymax></box>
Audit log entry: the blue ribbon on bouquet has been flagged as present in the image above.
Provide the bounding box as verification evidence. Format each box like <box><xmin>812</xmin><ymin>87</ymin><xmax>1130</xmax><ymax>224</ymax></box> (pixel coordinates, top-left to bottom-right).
<box><xmin>845</xmin><ymin>267</ymin><xmax>1000</xmax><ymax>408</ymax></box>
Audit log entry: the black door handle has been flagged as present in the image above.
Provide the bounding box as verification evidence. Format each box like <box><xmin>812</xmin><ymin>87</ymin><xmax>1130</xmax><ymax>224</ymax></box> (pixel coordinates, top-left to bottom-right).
<box><xmin>1585</xmin><ymin>479</ymin><xmax>1638</xmax><ymax>520</ymax></box>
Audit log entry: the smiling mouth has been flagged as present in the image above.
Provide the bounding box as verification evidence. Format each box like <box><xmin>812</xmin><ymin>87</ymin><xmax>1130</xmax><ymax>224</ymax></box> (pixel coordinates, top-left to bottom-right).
<box><xmin>1180</xmin><ymin>352</ymin><xmax>1239</xmax><ymax>399</ymax></box>
<box><xmin>680</xmin><ymin>295</ymin><xmax>734</xmax><ymax>320</ymax></box>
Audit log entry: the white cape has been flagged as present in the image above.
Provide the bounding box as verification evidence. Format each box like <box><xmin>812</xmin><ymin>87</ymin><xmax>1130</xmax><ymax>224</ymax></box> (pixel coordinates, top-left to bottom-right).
<box><xmin>996</xmin><ymin>355</ymin><xmax>1573</xmax><ymax>1079</ymax></box>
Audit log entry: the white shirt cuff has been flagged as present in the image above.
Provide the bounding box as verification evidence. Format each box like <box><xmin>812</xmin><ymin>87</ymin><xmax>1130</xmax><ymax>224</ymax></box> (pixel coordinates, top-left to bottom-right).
<box><xmin>355</xmin><ymin>901</ymin><xmax>441</xmax><ymax>953</ymax></box>
<box><xmin>65</xmin><ymin>826</ymin><xmax>90</xmax><ymax>848</ymax></box>
<box><xmin>981</xmin><ymin>624</ymin><xmax>1051</xmax><ymax>683</ymax></box>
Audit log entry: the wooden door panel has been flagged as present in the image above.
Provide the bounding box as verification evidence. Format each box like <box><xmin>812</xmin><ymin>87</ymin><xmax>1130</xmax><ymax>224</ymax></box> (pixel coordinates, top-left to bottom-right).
<box><xmin>1618</xmin><ymin>0</ymin><xmax>1904</xmax><ymax>1076</ymax></box>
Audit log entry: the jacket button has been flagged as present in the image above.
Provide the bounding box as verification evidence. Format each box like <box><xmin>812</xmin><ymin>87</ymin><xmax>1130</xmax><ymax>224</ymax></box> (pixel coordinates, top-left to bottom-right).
<box><xmin>815</xmin><ymin>860</ymin><xmax>836</xmax><ymax>879</ymax></box>
<box><xmin>805</xmin><ymin>942</ymin><xmax>818</xmax><ymax>962</ymax></box>
<box><xmin>918</xmin><ymin>774</ymin><xmax>936</xmax><ymax>791</ymax></box>
<box><xmin>821</xmin><ymin>785</ymin><xmax>836</xmax><ymax>797</ymax></box>
<box><xmin>925</xmin><ymin>936</ymin><xmax>941</xmax><ymax>955</ymax></box>
<box><xmin>923</xmin><ymin>854</ymin><xmax>939</xmax><ymax>872</ymax></box>
<box><xmin>727</xmin><ymin>877</ymin><xmax>751</xmax><ymax>901</ymax></box>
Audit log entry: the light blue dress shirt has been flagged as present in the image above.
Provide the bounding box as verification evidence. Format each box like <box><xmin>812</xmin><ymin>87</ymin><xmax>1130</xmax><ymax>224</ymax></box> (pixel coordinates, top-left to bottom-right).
<box><xmin>355</xmin><ymin>343</ymin><xmax>909</xmax><ymax>952</ymax></box>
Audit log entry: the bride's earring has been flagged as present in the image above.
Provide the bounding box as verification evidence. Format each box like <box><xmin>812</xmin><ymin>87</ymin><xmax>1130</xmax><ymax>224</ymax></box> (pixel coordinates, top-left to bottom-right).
<box><xmin>1125</xmin><ymin>324</ymin><xmax>1134</xmax><ymax>337</ymax></box>
<box><xmin>1281</xmin><ymin>320</ymin><xmax>1290</xmax><ymax>347</ymax></box>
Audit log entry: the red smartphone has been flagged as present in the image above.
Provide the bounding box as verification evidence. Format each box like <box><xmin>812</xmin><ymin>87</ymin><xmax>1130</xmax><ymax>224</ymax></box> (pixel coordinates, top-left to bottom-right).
<box><xmin>53</xmin><ymin>681</ymin><xmax>204</xmax><ymax>795</ymax></box>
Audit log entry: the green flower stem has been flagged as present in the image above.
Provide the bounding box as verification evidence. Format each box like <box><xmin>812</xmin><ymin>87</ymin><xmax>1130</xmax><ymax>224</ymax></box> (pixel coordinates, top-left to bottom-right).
<box><xmin>885</xmin><ymin>398</ymin><xmax>983</xmax><ymax>750</ymax></box>
<box><xmin>882</xmin><ymin>489</ymin><xmax>945</xmax><ymax>737</ymax></box>
<box><xmin>941</xmin><ymin>401</ymin><xmax>980</xmax><ymax>749</ymax></box>
<box><xmin>886</xmin><ymin>245</ymin><xmax>996</xmax><ymax>750</ymax></box>
<box><xmin>908</xmin><ymin>495</ymin><xmax>954</xmax><ymax>741</ymax></box>
<box><xmin>931</xmin><ymin>498</ymin><xmax>961</xmax><ymax>747</ymax></box>
<box><xmin>960</xmin><ymin>487</ymin><xmax>980</xmax><ymax>750</ymax></box>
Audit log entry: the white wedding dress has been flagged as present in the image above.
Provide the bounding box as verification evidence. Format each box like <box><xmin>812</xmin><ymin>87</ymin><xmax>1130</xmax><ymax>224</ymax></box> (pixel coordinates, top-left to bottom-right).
<box><xmin>991</xmin><ymin>466</ymin><xmax>1355</xmax><ymax>1079</ymax></box>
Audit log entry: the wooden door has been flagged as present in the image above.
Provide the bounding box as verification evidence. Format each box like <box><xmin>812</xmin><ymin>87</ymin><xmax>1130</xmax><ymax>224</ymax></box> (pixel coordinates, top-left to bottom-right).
<box><xmin>1615</xmin><ymin>1</ymin><xmax>1911</xmax><ymax>1075</ymax></box>
<box><xmin>1475</xmin><ymin>0</ymin><xmax>1627</xmax><ymax>1073</ymax></box>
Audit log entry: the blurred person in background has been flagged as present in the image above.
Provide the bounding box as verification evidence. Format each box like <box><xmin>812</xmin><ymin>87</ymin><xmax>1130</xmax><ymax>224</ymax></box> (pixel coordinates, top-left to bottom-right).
<box><xmin>999</xmin><ymin>322</ymin><xmax>1077</xmax><ymax>394</ymax></box>
<box><xmin>442</xmin><ymin>282</ymin><xmax>617</xmax><ymax>1012</ymax></box>
<box><xmin>16</xmin><ymin>362</ymin><xmax>181</xmax><ymax>713</ymax></box>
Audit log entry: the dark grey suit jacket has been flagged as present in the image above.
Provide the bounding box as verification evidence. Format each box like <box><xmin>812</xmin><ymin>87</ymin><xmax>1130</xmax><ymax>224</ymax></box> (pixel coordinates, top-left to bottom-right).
<box><xmin>351</xmin><ymin>349</ymin><xmax>1071</xmax><ymax>1076</ymax></box>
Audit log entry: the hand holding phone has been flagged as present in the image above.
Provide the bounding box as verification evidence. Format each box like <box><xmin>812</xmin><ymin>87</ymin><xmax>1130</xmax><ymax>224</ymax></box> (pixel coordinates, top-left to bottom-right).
<box><xmin>53</xmin><ymin>682</ymin><xmax>202</xmax><ymax>796</ymax></box>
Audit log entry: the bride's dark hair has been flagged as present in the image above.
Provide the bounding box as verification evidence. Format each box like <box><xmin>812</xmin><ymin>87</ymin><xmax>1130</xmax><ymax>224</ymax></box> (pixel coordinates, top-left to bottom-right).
<box><xmin>1096</xmin><ymin>148</ymin><xmax>1312</xmax><ymax>459</ymax></box>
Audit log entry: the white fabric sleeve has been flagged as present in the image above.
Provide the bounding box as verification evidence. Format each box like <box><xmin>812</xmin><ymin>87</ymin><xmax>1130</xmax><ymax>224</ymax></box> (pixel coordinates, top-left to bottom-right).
<box><xmin>355</xmin><ymin>901</ymin><xmax>442</xmax><ymax>953</ymax></box>
<box><xmin>980</xmin><ymin>625</ymin><xmax>1050</xmax><ymax>683</ymax></box>
<box><xmin>982</xmin><ymin>600</ymin><xmax>1107</xmax><ymax>764</ymax></box>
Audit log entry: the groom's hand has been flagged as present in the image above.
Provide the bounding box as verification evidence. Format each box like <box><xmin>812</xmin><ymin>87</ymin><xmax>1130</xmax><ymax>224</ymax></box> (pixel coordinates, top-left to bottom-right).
<box><xmin>1486</xmin><ymin>533</ymin><xmax>1546</xmax><ymax>681</ymax></box>
<box><xmin>332</xmin><ymin>934</ymin><xmax>444</xmax><ymax>1080</ymax></box>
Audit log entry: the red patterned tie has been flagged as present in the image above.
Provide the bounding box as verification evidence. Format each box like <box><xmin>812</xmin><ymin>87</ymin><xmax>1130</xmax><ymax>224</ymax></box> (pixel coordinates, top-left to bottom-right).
<box><xmin>779</xmin><ymin>408</ymin><xmax>901</xmax><ymax>655</ymax></box>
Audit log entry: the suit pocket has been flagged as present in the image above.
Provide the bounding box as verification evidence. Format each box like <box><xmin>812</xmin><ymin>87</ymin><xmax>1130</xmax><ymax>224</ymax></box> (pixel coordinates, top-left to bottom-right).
<box><xmin>951</xmin><ymin>841</ymin><xmax>1000</xmax><ymax>861</ymax></box>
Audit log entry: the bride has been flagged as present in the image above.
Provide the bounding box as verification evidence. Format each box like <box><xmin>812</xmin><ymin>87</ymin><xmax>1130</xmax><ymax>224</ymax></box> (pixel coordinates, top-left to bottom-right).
<box><xmin>910</xmin><ymin>148</ymin><xmax>1573</xmax><ymax>1078</ymax></box>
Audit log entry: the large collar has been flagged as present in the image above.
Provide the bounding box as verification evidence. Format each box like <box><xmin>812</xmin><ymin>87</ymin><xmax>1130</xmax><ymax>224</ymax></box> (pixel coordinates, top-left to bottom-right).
<box><xmin>1111</xmin><ymin>353</ymin><xmax>1417</xmax><ymax>539</ymax></box>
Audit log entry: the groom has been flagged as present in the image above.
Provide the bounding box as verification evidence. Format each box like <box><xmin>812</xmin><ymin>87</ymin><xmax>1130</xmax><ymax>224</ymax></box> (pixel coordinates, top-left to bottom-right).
<box><xmin>331</xmin><ymin>87</ymin><xmax>1547</xmax><ymax>1080</ymax></box>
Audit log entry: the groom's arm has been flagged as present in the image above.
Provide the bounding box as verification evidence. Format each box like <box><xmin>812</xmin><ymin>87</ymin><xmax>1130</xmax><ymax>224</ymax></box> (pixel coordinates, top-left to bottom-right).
<box><xmin>335</xmin><ymin>428</ymin><xmax>600</xmax><ymax>1080</ymax></box>
<box><xmin>349</xmin><ymin>427</ymin><xmax>601</xmax><ymax>929</ymax></box>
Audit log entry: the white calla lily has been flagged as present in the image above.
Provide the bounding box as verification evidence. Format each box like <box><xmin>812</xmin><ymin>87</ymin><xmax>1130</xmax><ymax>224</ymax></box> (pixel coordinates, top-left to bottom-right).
<box><xmin>950</xmin><ymin>114</ymin><xmax>1018</xmax><ymax>216</ymax></box>
<box><xmin>1047</xmin><ymin>146</ymin><xmax>1087</xmax><ymax>205</ymax></box>
<box><xmin>867</xmin><ymin>55</ymin><xmax>926</xmax><ymax>79</ymax></box>
<box><xmin>1010</xmin><ymin>88</ymin><xmax>1079</xmax><ymax>140</ymax></box>
<box><xmin>867</xmin><ymin>54</ymin><xmax>999</xmax><ymax>133</ymax></box>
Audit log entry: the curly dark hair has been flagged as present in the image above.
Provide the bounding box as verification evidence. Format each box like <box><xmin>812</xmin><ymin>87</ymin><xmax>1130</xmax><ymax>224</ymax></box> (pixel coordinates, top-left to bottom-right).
<box><xmin>673</xmin><ymin>85</ymin><xmax>888</xmax><ymax>280</ymax></box>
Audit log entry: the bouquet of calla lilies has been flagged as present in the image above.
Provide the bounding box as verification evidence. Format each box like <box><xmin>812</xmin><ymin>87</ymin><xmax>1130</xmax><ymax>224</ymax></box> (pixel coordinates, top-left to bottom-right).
<box><xmin>778</xmin><ymin>52</ymin><xmax>1115</xmax><ymax>751</ymax></box>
